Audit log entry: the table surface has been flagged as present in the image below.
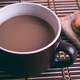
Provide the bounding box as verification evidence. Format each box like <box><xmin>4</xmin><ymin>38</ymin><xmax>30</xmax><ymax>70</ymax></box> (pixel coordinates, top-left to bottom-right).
<box><xmin>0</xmin><ymin>0</ymin><xmax>80</xmax><ymax>80</ymax></box>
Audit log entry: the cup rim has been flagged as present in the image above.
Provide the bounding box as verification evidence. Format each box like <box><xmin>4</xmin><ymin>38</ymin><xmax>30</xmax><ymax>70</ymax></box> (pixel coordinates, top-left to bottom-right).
<box><xmin>0</xmin><ymin>2</ymin><xmax>61</xmax><ymax>54</ymax></box>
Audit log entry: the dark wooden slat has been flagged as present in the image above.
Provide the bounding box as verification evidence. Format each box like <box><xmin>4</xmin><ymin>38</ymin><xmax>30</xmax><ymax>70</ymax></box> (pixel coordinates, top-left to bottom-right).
<box><xmin>20</xmin><ymin>0</ymin><xmax>47</xmax><ymax>3</ymax></box>
<box><xmin>54</xmin><ymin>0</ymin><xmax>78</xmax><ymax>3</ymax></box>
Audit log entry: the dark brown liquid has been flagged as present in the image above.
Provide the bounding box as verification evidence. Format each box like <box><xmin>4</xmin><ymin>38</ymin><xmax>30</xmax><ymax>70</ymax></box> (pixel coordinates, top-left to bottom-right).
<box><xmin>0</xmin><ymin>15</ymin><xmax>55</xmax><ymax>52</ymax></box>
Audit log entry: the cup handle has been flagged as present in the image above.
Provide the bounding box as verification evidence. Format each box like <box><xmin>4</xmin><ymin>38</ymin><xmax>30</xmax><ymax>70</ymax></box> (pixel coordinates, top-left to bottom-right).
<box><xmin>50</xmin><ymin>39</ymin><xmax>78</xmax><ymax>68</ymax></box>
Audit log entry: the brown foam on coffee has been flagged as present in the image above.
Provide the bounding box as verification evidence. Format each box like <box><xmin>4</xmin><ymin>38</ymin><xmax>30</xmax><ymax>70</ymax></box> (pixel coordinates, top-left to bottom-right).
<box><xmin>0</xmin><ymin>15</ymin><xmax>55</xmax><ymax>52</ymax></box>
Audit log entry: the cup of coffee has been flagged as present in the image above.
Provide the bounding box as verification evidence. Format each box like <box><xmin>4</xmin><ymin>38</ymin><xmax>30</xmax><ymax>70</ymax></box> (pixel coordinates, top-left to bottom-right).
<box><xmin>0</xmin><ymin>2</ymin><xmax>77</xmax><ymax>77</ymax></box>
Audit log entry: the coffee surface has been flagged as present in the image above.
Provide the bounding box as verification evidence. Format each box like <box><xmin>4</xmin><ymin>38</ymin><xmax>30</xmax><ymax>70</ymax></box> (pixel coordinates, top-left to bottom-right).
<box><xmin>0</xmin><ymin>15</ymin><xmax>54</xmax><ymax>52</ymax></box>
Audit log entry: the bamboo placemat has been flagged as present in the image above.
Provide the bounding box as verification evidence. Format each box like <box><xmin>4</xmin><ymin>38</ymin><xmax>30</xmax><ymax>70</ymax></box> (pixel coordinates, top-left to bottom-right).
<box><xmin>0</xmin><ymin>0</ymin><xmax>80</xmax><ymax>80</ymax></box>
